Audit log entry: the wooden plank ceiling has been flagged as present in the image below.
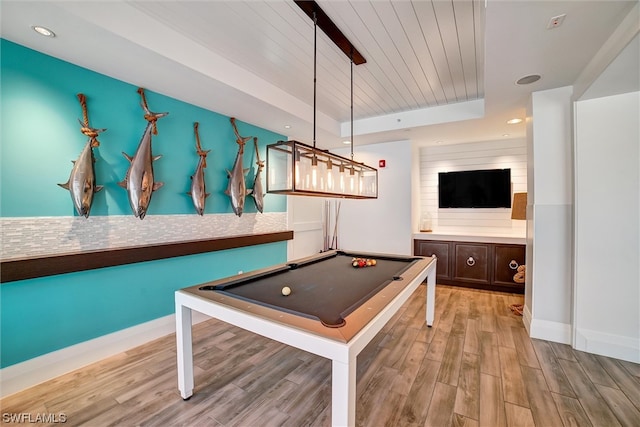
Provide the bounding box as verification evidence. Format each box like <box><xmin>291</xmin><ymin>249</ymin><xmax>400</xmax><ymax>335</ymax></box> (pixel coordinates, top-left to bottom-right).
<box><xmin>129</xmin><ymin>0</ymin><xmax>485</xmax><ymax>123</ymax></box>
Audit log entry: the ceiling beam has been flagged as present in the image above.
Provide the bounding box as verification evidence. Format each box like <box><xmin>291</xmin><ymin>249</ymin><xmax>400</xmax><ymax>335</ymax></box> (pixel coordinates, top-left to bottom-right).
<box><xmin>294</xmin><ymin>0</ymin><xmax>366</xmax><ymax>65</ymax></box>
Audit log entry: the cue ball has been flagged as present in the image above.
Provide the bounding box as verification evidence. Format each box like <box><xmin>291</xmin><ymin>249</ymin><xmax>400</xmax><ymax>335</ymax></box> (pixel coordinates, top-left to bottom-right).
<box><xmin>281</xmin><ymin>286</ymin><xmax>291</xmax><ymax>296</ymax></box>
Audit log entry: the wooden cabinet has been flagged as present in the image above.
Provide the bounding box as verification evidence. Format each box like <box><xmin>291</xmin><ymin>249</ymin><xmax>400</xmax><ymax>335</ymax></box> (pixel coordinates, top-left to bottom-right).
<box><xmin>413</xmin><ymin>240</ymin><xmax>450</xmax><ymax>281</ymax></box>
<box><xmin>453</xmin><ymin>243</ymin><xmax>490</xmax><ymax>285</ymax></box>
<box><xmin>494</xmin><ymin>245</ymin><xmax>526</xmax><ymax>287</ymax></box>
<box><xmin>414</xmin><ymin>239</ymin><xmax>525</xmax><ymax>293</ymax></box>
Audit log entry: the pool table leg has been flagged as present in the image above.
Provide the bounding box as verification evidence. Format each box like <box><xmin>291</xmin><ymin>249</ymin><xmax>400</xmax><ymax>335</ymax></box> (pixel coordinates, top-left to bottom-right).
<box><xmin>425</xmin><ymin>268</ymin><xmax>436</xmax><ymax>327</ymax></box>
<box><xmin>332</xmin><ymin>357</ymin><xmax>356</xmax><ymax>427</ymax></box>
<box><xmin>176</xmin><ymin>302</ymin><xmax>194</xmax><ymax>400</ymax></box>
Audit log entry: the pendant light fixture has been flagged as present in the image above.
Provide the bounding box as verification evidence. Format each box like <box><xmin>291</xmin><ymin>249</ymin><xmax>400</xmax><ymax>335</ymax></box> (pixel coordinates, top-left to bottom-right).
<box><xmin>266</xmin><ymin>1</ymin><xmax>377</xmax><ymax>199</ymax></box>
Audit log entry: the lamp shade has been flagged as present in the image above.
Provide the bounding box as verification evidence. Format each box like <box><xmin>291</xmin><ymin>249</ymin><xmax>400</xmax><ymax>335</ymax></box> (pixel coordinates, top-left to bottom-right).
<box><xmin>267</xmin><ymin>140</ymin><xmax>377</xmax><ymax>199</ymax></box>
<box><xmin>511</xmin><ymin>192</ymin><xmax>527</xmax><ymax>220</ymax></box>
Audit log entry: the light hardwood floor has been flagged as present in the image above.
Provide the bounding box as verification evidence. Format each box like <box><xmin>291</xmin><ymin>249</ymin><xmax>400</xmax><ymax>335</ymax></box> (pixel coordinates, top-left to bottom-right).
<box><xmin>2</xmin><ymin>285</ymin><xmax>639</xmax><ymax>426</ymax></box>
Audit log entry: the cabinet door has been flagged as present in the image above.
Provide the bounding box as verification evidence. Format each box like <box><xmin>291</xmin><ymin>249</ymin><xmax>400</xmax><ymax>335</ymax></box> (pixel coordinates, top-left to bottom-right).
<box><xmin>453</xmin><ymin>243</ymin><xmax>490</xmax><ymax>284</ymax></box>
<box><xmin>494</xmin><ymin>245</ymin><xmax>526</xmax><ymax>287</ymax></box>
<box><xmin>413</xmin><ymin>240</ymin><xmax>450</xmax><ymax>280</ymax></box>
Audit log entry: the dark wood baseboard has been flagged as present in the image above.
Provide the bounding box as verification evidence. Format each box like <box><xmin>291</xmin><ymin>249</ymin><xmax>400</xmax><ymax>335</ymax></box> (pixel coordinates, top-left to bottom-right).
<box><xmin>1</xmin><ymin>231</ymin><xmax>294</xmax><ymax>283</ymax></box>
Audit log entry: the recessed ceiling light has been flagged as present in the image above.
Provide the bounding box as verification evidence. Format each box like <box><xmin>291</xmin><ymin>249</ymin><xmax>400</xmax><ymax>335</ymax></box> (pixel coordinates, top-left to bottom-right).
<box><xmin>343</xmin><ymin>140</ymin><xmax>351</xmax><ymax>145</ymax></box>
<box><xmin>284</xmin><ymin>125</ymin><xmax>291</xmax><ymax>129</ymax></box>
<box><xmin>436</xmin><ymin>140</ymin><xmax>443</xmax><ymax>144</ymax></box>
<box><xmin>503</xmin><ymin>134</ymin><xmax>510</xmax><ymax>137</ymax></box>
<box><xmin>516</xmin><ymin>74</ymin><xmax>541</xmax><ymax>85</ymax></box>
<box><xmin>507</xmin><ymin>118</ymin><xmax>523</xmax><ymax>125</ymax></box>
<box><xmin>32</xmin><ymin>26</ymin><xmax>55</xmax><ymax>38</ymax></box>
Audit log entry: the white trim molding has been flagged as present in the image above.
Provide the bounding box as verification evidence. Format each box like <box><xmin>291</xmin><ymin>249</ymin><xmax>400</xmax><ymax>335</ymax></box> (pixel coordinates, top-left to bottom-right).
<box><xmin>528</xmin><ymin>317</ymin><xmax>572</xmax><ymax>345</ymax></box>
<box><xmin>0</xmin><ymin>311</ymin><xmax>210</xmax><ymax>398</ymax></box>
<box><xmin>575</xmin><ymin>328</ymin><xmax>640</xmax><ymax>364</ymax></box>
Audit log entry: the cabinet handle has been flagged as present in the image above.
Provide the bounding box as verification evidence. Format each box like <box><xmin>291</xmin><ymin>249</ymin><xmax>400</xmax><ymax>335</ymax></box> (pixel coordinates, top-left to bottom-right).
<box><xmin>509</xmin><ymin>260</ymin><xmax>519</xmax><ymax>270</ymax></box>
<box><xmin>466</xmin><ymin>257</ymin><xmax>476</xmax><ymax>267</ymax></box>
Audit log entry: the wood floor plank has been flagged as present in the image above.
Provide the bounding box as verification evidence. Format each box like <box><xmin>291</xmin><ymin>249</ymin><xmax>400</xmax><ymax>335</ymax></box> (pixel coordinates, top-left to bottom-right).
<box><xmin>479</xmin><ymin>373</ymin><xmax>507</xmax><ymax>427</ymax></box>
<box><xmin>504</xmin><ymin>402</ymin><xmax>535</xmax><ymax>427</ymax></box>
<box><xmin>451</xmin><ymin>310</ymin><xmax>469</xmax><ymax>339</ymax></box>
<box><xmin>596</xmin><ymin>355</ymin><xmax>640</xmax><ymax>412</ymax></box>
<box><xmin>531</xmin><ymin>339</ymin><xmax>577</xmax><ymax>397</ymax></box>
<box><xmin>512</xmin><ymin>327</ymin><xmax>540</xmax><ymax>369</ymax></box>
<box><xmin>358</xmin><ymin>366</ymin><xmax>403</xmax><ymax>426</ymax></box>
<box><xmin>391</xmin><ymin>339</ymin><xmax>429</xmax><ymax>396</ymax></box>
<box><xmin>424</xmin><ymin>382</ymin><xmax>457</xmax><ymax>427</ymax></box>
<box><xmin>520</xmin><ymin>366</ymin><xmax>564</xmax><ymax>426</ymax></box>
<box><xmin>595</xmin><ymin>384</ymin><xmax>640</xmax><ymax>427</ymax></box>
<box><xmin>550</xmin><ymin>341</ymin><xmax>578</xmax><ymax>362</ymax></box>
<box><xmin>454</xmin><ymin>352</ymin><xmax>480</xmax><ymax>420</ymax></box>
<box><xmin>496</xmin><ymin>317</ymin><xmax>516</xmax><ymax>349</ymax></box>
<box><xmin>498</xmin><ymin>346</ymin><xmax>529</xmax><ymax>407</ymax></box>
<box><xmin>383</xmin><ymin>325</ymin><xmax>421</xmax><ymax>369</ymax></box>
<box><xmin>453</xmin><ymin>413</ymin><xmax>480</xmax><ymax>427</ymax></box>
<box><xmin>618</xmin><ymin>359</ymin><xmax>640</xmax><ymax>379</ymax></box>
<box><xmin>559</xmin><ymin>359</ymin><xmax>622</xmax><ymax>426</ymax></box>
<box><xmin>425</xmin><ymin>329</ymin><xmax>450</xmax><ymax>362</ymax></box>
<box><xmin>479</xmin><ymin>331</ymin><xmax>500</xmax><ymax>377</ymax></box>
<box><xmin>437</xmin><ymin>336</ymin><xmax>465</xmax><ymax>386</ymax></box>
<box><xmin>551</xmin><ymin>392</ymin><xmax>594</xmax><ymax>427</ymax></box>
<box><xmin>572</xmin><ymin>349</ymin><xmax>619</xmax><ymax>388</ymax></box>
<box><xmin>399</xmin><ymin>358</ymin><xmax>441</xmax><ymax>426</ymax></box>
<box><xmin>464</xmin><ymin>318</ymin><xmax>480</xmax><ymax>355</ymax></box>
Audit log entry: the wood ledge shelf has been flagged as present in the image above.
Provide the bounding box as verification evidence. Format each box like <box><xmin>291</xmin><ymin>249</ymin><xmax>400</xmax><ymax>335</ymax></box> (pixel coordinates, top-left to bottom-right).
<box><xmin>1</xmin><ymin>231</ymin><xmax>294</xmax><ymax>283</ymax></box>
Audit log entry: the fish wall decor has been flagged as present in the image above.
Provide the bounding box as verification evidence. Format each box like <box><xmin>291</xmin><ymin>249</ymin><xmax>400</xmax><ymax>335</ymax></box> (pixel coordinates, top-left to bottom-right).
<box><xmin>118</xmin><ymin>87</ymin><xmax>167</xmax><ymax>219</ymax></box>
<box><xmin>188</xmin><ymin>122</ymin><xmax>211</xmax><ymax>215</ymax></box>
<box><xmin>58</xmin><ymin>93</ymin><xmax>106</xmax><ymax>218</ymax></box>
<box><xmin>225</xmin><ymin>117</ymin><xmax>252</xmax><ymax>217</ymax></box>
<box><xmin>251</xmin><ymin>137</ymin><xmax>265</xmax><ymax>213</ymax></box>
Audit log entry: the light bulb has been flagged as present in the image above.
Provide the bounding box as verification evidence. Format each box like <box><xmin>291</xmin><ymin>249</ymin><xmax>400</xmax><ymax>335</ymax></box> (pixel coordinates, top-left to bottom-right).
<box><xmin>311</xmin><ymin>155</ymin><xmax>318</xmax><ymax>190</ymax></box>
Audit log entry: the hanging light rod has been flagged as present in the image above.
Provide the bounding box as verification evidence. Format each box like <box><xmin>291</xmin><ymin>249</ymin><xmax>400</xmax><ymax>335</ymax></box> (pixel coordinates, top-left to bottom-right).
<box><xmin>294</xmin><ymin>0</ymin><xmax>366</xmax><ymax>65</ymax></box>
<box><xmin>266</xmin><ymin>1</ymin><xmax>377</xmax><ymax>199</ymax></box>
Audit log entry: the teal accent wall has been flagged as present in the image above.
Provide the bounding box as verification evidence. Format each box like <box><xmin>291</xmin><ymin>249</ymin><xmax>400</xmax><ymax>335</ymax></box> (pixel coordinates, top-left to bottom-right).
<box><xmin>0</xmin><ymin>243</ymin><xmax>287</xmax><ymax>368</ymax></box>
<box><xmin>0</xmin><ymin>39</ymin><xmax>286</xmax><ymax>216</ymax></box>
<box><xmin>0</xmin><ymin>39</ymin><xmax>290</xmax><ymax>368</ymax></box>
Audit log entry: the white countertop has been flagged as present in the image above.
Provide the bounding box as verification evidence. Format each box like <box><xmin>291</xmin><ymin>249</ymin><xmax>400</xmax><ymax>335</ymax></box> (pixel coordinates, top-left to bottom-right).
<box><xmin>413</xmin><ymin>229</ymin><xmax>526</xmax><ymax>245</ymax></box>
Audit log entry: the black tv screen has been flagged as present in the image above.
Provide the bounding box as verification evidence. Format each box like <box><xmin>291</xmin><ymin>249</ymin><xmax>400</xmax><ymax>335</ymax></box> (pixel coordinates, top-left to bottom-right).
<box><xmin>438</xmin><ymin>169</ymin><xmax>511</xmax><ymax>208</ymax></box>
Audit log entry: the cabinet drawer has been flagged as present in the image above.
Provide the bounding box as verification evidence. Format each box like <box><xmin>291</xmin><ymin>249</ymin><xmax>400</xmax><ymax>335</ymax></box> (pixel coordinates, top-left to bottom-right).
<box><xmin>453</xmin><ymin>243</ymin><xmax>490</xmax><ymax>284</ymax></box>
<box><xmin>494</xmin><ymin>245</ymin><xmax>526</xmax><ymax>286</ymax></box>
<box><xmin>414</xmin><ymin>240</ymin><xmax>450</xmax><ymax>279</ymax></box>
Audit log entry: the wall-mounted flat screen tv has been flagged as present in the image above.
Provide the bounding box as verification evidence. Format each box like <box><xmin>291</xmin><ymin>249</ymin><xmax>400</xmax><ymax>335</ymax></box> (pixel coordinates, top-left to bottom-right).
<box><xmin>439</xmin><ymin>168</ymin><xmax>511</xmax><ymax>208</ymax></box>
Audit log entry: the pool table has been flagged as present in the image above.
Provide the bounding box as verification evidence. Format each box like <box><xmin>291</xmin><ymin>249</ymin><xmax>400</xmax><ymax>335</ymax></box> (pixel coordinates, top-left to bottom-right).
<box><xmin>175</xmin><ymin>250</ymin><xmax>437</xmax><ymax>426</ymax></box>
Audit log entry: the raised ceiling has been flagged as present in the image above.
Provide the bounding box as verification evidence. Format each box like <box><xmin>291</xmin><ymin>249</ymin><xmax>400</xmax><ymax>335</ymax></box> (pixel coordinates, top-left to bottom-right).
<box><xmin>0</xmin><ymin>1</ymin><xmax>636</xmax><ymax>148</ymax></box>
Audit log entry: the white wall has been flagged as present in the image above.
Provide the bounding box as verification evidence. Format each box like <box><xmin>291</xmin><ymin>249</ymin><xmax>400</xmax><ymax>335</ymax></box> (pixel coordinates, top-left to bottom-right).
<box><xmin>573</xmin><ymin>91</ymin><xmax>639</xmax><ymax>362</ymax></box>
<box><xmin>286</xmin><ymin>196</ymin><xmax>324</xmax><ymax>260</ymax></box>
<box><xmin>524</xmin><ymin>86</ymin><xmax>574</xmax><ymax>344</ymax></box>
<box><xmin>418</xmin><ymin>139</ymin><xmax>527</xmax><ymax>233</ymax></box>
<box><xmin>336</xmin><ymin>140</ymin><xmax>413</xmax><ymax>255</ymax></box>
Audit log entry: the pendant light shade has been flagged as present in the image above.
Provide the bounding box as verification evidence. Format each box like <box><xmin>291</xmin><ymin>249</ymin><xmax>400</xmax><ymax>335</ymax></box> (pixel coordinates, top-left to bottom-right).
<box><xmin>267</xmin><ymin>140</ymin><xmax>377</xmax><ymax>198</ymax></box>
<box><xmin>265</xmin><ymin>0</ymin><xmax>377</xmax><ymax>199</ymax></box>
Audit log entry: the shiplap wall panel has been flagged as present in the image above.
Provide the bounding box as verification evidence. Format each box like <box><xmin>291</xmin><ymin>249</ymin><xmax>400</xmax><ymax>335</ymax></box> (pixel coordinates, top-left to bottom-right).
<box><xmin>419</xmin><ymin>139</ymin><xmax>527</xmax><ymax>232</ymax></box>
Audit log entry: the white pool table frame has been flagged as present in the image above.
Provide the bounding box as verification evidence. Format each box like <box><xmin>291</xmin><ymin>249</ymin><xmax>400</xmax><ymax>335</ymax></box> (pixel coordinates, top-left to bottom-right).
<box><xmin>175</xmin><ymin>253</ymin><xmax>436</xmax><ymax>427</ymax></box>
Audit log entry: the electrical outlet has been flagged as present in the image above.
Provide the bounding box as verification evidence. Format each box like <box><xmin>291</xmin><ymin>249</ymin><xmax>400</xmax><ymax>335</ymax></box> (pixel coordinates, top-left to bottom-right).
<box><xmin>547</xmin><ymin>14</ymin><xmax>566</xmax><ymax>29</ymax></box>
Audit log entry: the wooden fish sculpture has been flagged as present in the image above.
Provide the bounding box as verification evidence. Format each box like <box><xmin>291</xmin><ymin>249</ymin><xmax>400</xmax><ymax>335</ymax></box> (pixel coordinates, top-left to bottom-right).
<box><xmin>225</xmin><ymin>117</ymin><xmax>252</xmax><ymax>217</ymax></box>
<box><xmin>118</xmin><ymin>88</ymin><xmax>167</xmax><ymax>219</ymax></box>
<box><xmin>187</xmin><ymin>122</ymin><xmax>211</xmax><ymax>215</ymax></box>
<box><xmin>58</xmin><ymin>93</ymin><xmax>105</xmax><ymax>218</ymax></box>
<box><xmin>251</xmin><ymin>137</ymin><xmax>265</xmax><ymax>213</ymax></box>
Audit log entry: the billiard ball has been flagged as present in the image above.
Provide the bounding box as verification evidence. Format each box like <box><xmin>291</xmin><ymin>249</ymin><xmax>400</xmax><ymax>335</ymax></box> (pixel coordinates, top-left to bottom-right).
<box><xmin>281</xmin><ymin>286</ymin><xmax>291</xmax><ymax>296</ymax></box>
